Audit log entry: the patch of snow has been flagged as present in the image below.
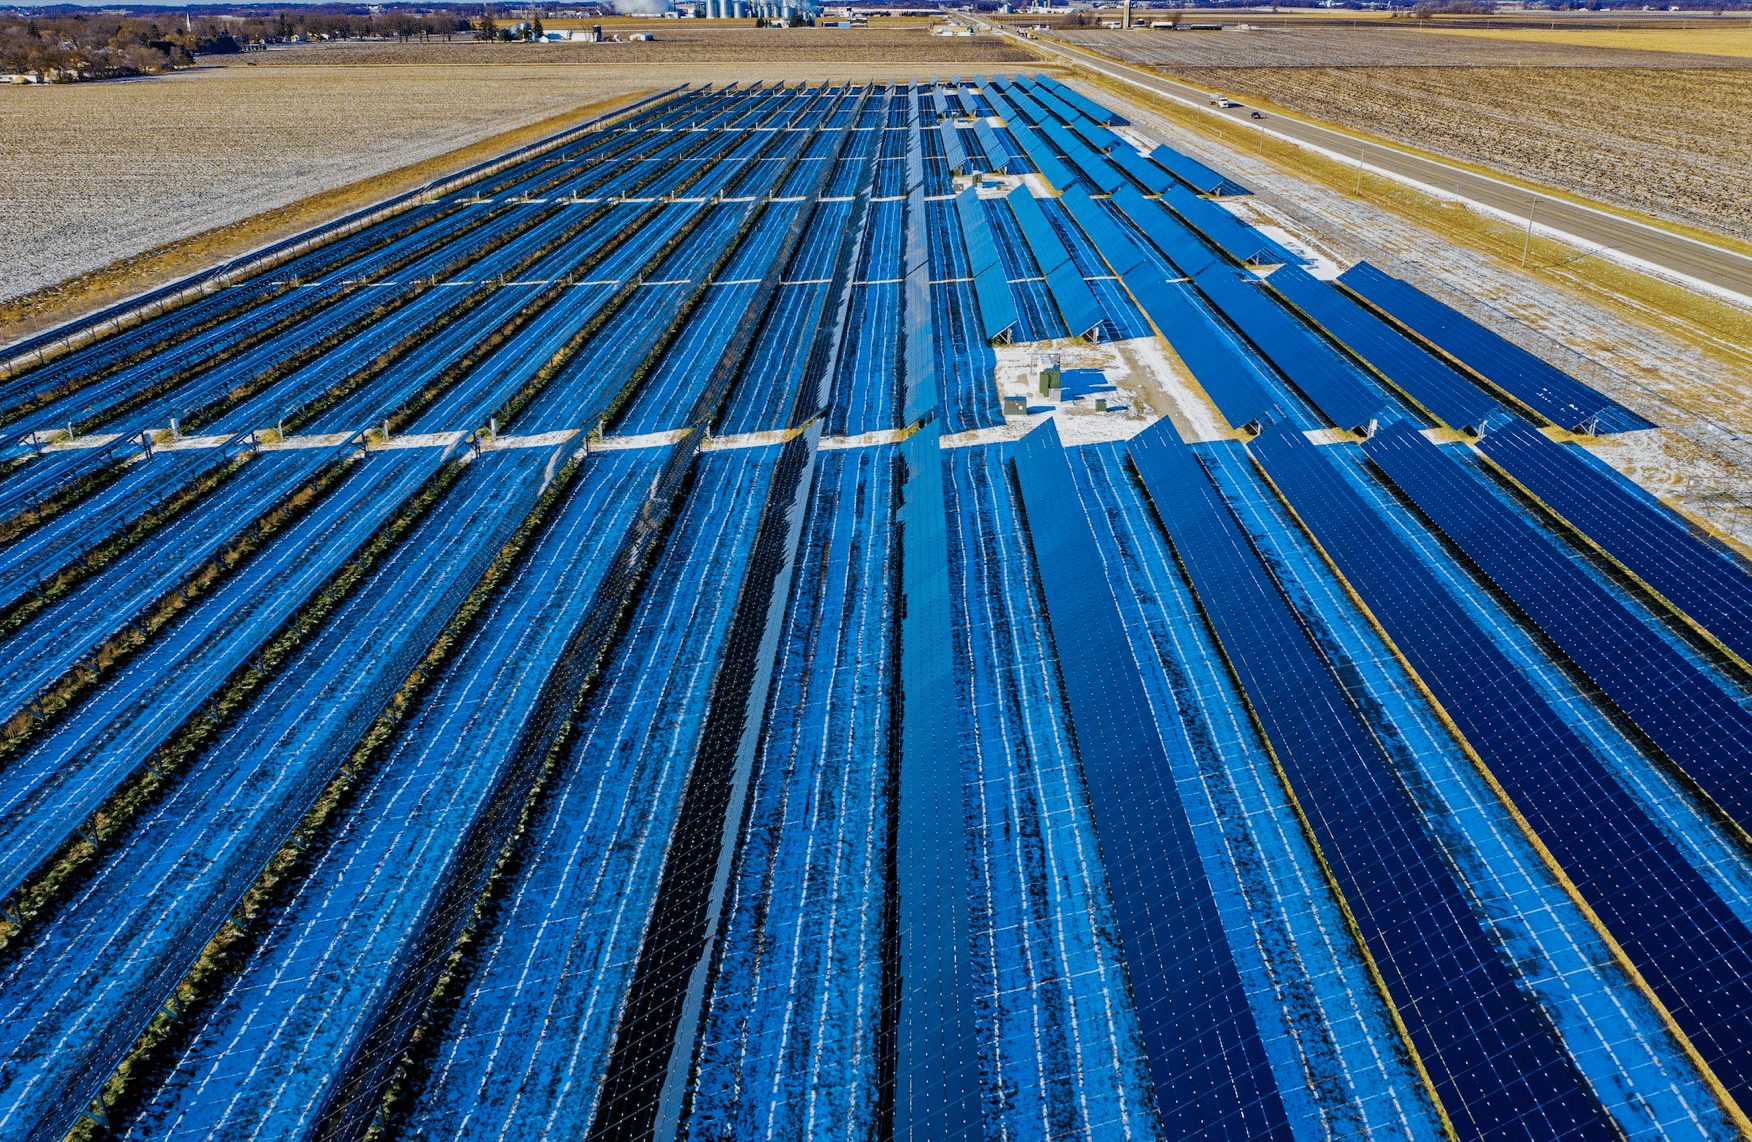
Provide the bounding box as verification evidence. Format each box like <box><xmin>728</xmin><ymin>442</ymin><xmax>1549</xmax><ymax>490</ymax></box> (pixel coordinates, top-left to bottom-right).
<box><xmin>701</xmin><ymin>427</ymin><xmax>804</xmax><ymax>451</ymax></box>
<box><xmin>482</xmin><ymin>428</ymin><xmax>576</xmax><ymax>451</ymax></box>
<box><xmin>374</xmin><ymin>431</ymin><xmax>466</xmax><ymax>451</ymax></box>
<box><xmin>594</xmin><ymin>428</ymin><xmax>689</xmax><ymax>451</ymax></box>
<box><xmin>1222</xmin><ymin>198</ymin><xmax>1345</xmax><ymax>280</ymax></box>
<box><xmin>819</xmin><ymin>425</ymin><xmax>917</xmax><ymax>450</ymax></box>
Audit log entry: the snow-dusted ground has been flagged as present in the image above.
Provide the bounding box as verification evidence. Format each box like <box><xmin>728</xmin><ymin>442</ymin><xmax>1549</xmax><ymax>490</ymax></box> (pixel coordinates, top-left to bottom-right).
<box><xmin>940</xmin><ymin>333</ymin><xmax>1229</xmax><ymax>450</ymax></box>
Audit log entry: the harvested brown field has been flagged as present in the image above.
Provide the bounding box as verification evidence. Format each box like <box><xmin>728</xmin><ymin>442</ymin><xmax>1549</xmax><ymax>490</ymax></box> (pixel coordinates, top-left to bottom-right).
<box><xmin>1168</xmin><ymin>66</ymin><xmax>1752</xmax><ymax>242</ymax></box>
<box><xmin>1060</xmin><ymin>25</ymin><xmax>1751</xmax><ymax>68</ymax></box>
<box><xmin>1060</xmin><ymin>25</ymin><xmax>1752</xmax><ymax>242</ymax></box>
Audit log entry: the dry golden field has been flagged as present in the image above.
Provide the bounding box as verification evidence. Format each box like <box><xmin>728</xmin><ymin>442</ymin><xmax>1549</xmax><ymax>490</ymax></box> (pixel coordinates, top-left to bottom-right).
<box><xmin>1060</xmin><ymin>24</ymin><xmax>1749</xmax><ymax>68</ymax></box>
<box><xmin>1415</xmin><ymin>23</ymin><xmax>1752</xmax><ymax>60</ymax></box>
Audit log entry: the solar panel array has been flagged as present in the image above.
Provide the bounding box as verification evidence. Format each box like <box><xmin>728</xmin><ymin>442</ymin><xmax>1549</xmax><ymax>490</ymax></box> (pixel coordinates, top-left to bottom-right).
<box><xmin>1338</xmin><ymin>261</ymin><xmax>1653</xmax><ymax>434</ymax></box>
<box><xmin>1</xmin><ymin>76</ymin><xmax>1745</xmax><ymax>1142</ymax></box>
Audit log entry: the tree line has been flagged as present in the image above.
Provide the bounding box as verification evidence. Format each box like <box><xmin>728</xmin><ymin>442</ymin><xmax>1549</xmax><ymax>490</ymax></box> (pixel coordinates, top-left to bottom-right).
<box><xmin>0</xmin><ymin>8</ymin><xmax>472</xmax><ymax>82</ymax></box>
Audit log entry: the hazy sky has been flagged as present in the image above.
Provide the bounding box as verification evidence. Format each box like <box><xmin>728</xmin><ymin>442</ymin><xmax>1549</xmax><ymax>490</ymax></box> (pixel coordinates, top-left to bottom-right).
<box><xmin>7</xmin><ymin>1</ymin><xmax>422</xmax><ymax>6</ymax></box>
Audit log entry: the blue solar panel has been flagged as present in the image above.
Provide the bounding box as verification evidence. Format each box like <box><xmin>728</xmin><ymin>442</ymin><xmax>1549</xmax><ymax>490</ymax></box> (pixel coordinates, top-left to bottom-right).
<box><xmin>1255</xmin><ymin>421</ymin><xmax>1752</xmax><ymax>1114</ymax></box>
<box><xmin>1039</xmin><ymin>120</ymin><xmax>1125</xmax><ymax>194</ymax></box>
<box><xmin>970</xmin><ymin>118</ymin><xmax>1013</xmax><ymax>174</ymax></box>
<box><xmin>12</xmin><ymin>79</ymin><xmax>1742</xmax><ymax>1142</ymax></box>
<box><xmin>1266</xmin><ymin>264</ymin><xmax>1503</xmax><ymax>431</ymax></box>
<box><xmin>953</xmin><ymin>190</ymin><xmax>1019</xmax><ymax>342</ymax></box>
<box><xmin>1058</xmin><ymin>186</ymin><xmax>1149</xmax><ymax>278</ymax></box>
<box><xmin>1339</xmin><ymin>262</ymin><xmax>1654</xmax><ymax>434</ymax></box>
<box><xmin>1012</xmin><ymin>421</ymin><xmax>1291</xmax><ymax>1140</ymax></box>
<box><xmin>1127</xmin><ymin>421</ymin><xmax>1613</xmax><ymax>1141</ymax></box>
<box><xmin>1108</xmin><ymin>185</ymin><xmax>1221</xmax><ymax>278</ymax></box>
<box><xmin>1033</xmin><ymin>74</ymin><xmax>1129</xmax><ymax>125</ymax></box>
<box><xmin>1000</xmin><ymin>82</ymin><xmax>1054</xmax><ymax>128</ymax></box>
<box><xmin>1043</xmin><ymin>262</ymin><xmax>1105</xmax><ymax>341</ymax></box>
<box><xmin>896</xmin><ymin>423</ymin><xmax>982</xmax><ymax>1137</ymax></box>
<box><xmin>938</xmin><ymin>121</ymin><xmax>967</xmax><ymax>175</ymax></box>
<box><xmin>1070</xmin><ymin>116</ymin><xmax>1119</xmax><ymax>155</ymax></box>
<box><xmin>1107</xmin><ymin>144</ymin><xmax>1177</xmax><ymax>195</ymax></box>
<box><xmin>985</xmin><ymin>89</ymin><xmax>1078</xmax><ymax>191</ymax></box>
<box><xmin>1148</xmin><ymin>145</ymin><xmax>1249</xmax><ymax>196</ymax></box>
<box><xmin>1191</xmin><ymin>268</ymin><xmax>1391</xmax><ymax>432</ymax></box>
<box><xmin>1126</xmin><ymin>278</ymin><xmax>1278</xmax><ymax>430</ymax></box>
<box><xmin>903</xmin><ymin>108</ymin><xmax>926</xmax><ymax>192</ymax></box>
<box><xmin>1016</xmin><ymin>76</ymin><xmax>1081</xmax><ymax>126</ymax></box>
<box><xmin>1363</xmin><ymin>421</ymin><xmax>1752</xmax><ymax>845</ymax></box>
<box><xmin>1479</xmin><ymin>417</ymin><xmax>1752</xmax><ymax>668</ymax></box>
<box><xmin>1002</xmin><ymin>189</ymin><xmax>1104</xmax><ymax>339</ymax></box>
<box><xmin>1159</xmin><ymin>184</ymin><xmax>1297</xmax><ymax>266</ymax></box>
<box><xmin>917</xmin><ymin>119</ymin><xmax>953</xmax><ymax>196</ymax></box>
<box><xmin>953</xmin><ymin>189</ymin><xmax>999</xmax><ymax>277</ymax></box>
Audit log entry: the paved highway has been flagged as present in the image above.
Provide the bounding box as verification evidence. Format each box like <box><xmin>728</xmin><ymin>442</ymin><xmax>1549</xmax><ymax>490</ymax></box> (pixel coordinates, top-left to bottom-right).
<box><xmin>990</xmin><ymin>24</ymin><xmax>1752</xmax><ymax>304</ymax></box>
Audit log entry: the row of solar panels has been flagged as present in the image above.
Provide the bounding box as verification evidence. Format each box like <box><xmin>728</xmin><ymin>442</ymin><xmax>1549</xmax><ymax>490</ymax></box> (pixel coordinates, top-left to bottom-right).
<box><xmin>961</xmin><ymin>73</ymin><xmax>1752</xmax><ymax>1136</ymax></box>
<box><xmin>951</xmin><ymin>74</ymin><xmax>1652</xmax><ymax>441</ymax></box>
<box><xmin>999</xmin><ymin>407</ymin><xmax>1752</xmax><ymax>1137</ymax></box>
<box><xmin>1245</xmin><ymin>421</ymin><xmax>1752</xmax><ymax>1131</ymax></box>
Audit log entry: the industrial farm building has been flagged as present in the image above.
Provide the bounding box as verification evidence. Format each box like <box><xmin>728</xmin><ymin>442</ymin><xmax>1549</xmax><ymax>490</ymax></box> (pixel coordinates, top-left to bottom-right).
<box><xmin>2</xmin><ymin>77</ymin><xmax>1752</xmax><ymax>1142</ymax></box>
